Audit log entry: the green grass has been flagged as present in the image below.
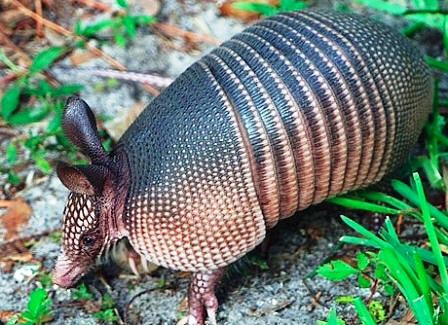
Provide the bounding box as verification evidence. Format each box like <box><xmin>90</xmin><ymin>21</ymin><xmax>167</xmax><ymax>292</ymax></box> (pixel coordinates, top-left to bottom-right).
<box><xmin>319</xmin><ymin>172</ymin><xmax>448</xmax><ymax>324</ymax></box>
<box><xmin>71</xmin><ymin>283</ymin><xmax>93</xmax><ymax>300</ymax></box>
<box><xmin>318</xmin><ymin>66</ymin><xmax>448</xmax><ymax>323</ymax></box>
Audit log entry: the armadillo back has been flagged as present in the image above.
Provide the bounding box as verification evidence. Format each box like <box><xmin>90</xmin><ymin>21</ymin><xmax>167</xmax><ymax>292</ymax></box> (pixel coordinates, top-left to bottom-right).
<box><xmin>118</xmin><ymin>10</ymin><xmax>432</xmax><ymax>271</ymax></box>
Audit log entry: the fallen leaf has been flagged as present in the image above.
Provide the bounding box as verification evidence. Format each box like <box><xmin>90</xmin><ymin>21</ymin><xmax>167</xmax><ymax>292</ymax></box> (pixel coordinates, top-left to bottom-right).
<box><xmin>177</xmin><ymin>296</ymin><xmax>188</xmax><ymax>313</ymax></box>
<box><xmin>219</xmin><ymin>0</ymin><xmax>278</xmax><ymax>21</ymax></box>
<box><xmin>70</xmin><ymin>48</ymin><xmax>98</xmax><ymax>66</ymax></box>
<box><xmin>0</xmin><ymin>237</ymin><xmax>29</xmax><ymax>270</ymax></box>
<box><xmin>219</xmin><ymin>0</ymin><xmax>260</xmax><ymax>21</ymax></box>
<box><xmin>104</xmin><ymin>101</ymin><xmax>146</xmax><ymax>141</ymax></box>
<box><xmin>0</xmin><ymin>9</ymin><xmax>28</xmax><ymax>26</ymax></box>
<box><xmin>0</xmin><ymin>198</ymin><xmax>32</xmax><ymax>240</ymax></box>
<box><xmin>0</xmin><ymin>310</ymin><xmax>17</xmax><ymax>322</ymax></box>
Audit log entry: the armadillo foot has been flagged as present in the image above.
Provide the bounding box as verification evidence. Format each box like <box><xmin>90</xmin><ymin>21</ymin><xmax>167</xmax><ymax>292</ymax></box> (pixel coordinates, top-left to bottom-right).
<box><xmin>177</xmin><ymin>268</ymin><xmax>226</xmax><ymax>325</ymax></box>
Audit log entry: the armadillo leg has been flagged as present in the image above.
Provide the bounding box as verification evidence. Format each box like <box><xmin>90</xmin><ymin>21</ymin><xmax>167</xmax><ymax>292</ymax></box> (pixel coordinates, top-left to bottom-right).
<box><xmin>177</xmin><ymin>268</ymin><xmax>226</xmax><ymax>325</ymax></box>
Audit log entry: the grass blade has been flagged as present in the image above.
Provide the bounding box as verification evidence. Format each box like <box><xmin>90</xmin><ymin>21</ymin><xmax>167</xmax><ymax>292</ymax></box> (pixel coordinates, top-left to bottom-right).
<box><xmin>413</xmin><ymin>173</ymin><xmax>448</xmax><ymax>293</ymax></box>
<box><xmin>392</xmin><ymin>179</ymin><xmax>448</xmax><ymax>229</ymax></box>
<box><xmin>413</xmin><ymin>251</ymin><xmax>434</xmax><ymax>318</ymax></box>
<box><xmin>412</xmin><ymin>295</ymin><xmax>434</xmax><ymax>325</ymax></box>
<box><xmin>328</xmin><ymin>197</ymin><xmax>400</xmax><ymax>215</ymax></box>
<box><xmin>340</xmin><ymin>216</ymin><xmax>387</xmax><ymax>248</ymax></box>
<box><xmin>353</xmin><ymin>297</ymin><xmax>377</xmax><ymax>325</ymax></box>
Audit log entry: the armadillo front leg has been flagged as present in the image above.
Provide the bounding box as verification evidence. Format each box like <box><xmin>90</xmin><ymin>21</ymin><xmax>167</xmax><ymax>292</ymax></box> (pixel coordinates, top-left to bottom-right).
<box><xmin>177</xmin><ymin>268</ymin><xmax>226</xmax><ymax>325</ymax></box>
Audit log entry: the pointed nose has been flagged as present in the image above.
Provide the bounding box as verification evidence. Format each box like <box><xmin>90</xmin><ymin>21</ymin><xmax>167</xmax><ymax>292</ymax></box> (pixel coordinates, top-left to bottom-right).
<box><xmin>52</xmin><ymin>253</ymin><xmax>83</xmax><ymax>288</ymax></box>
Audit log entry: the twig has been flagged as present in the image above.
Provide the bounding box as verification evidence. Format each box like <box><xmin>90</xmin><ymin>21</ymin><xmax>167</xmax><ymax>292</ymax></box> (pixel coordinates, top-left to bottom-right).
<box><xmin>71</xmin><ymin>0</ymin><xmax>114</xmax><ymax>11</ymax></box>
<box><xmin>0</xmin><ymin>227</ymin><xmax>60</xmax><ymax>252</ymax></box>
<box><xmin>0</xmin><ymin>127</ymin><xmax>17</xmax><ymax>138</ymax></box>
<box><xmin>0</xmin><ymin>72</ymin><xmax>19</xmax><ymax>85</ymax></box>
<box><xmin>124</xmin><ymin>288</ymin><xmax>156</xmax><ymax>324</ymax></box>
<box><xmin>11</xmin><ymin>0</ymin><xmax>72</xmax><ymax>36</ymax></box>
<box><xmin>34</xmin><ymin>0</ymin><xmax>43</xmax><ymax>38</ymax></box>
<box><xmin>9</xmin><ymin>0</ymin><xmax>160</xmax><ymax>95</ymax></box>
<box><xmin>10</xmin><ymin>0</ymin><xmax>124</xmax><ymax>69</ymax></box>
<box><xmin>0</xmin><ymin>30</ymin><xmax>32</xmax><ymax>65</ymax></box>
<box><xmin>365</xmin><ymin>279</ymin><xmax>379</xmax><ymax>304</ymax></box>
<box><xmin>152</xmin><ymin>23</ymin><xmax>221</xmax><ymax>45</ymax></box>
<box><xmin>13</xmin><ymin>175</ymin><xmax>49</xmax><ymax>197</ymax></box>
<box><xmin>84</xmin><ymin>45</ymin><xmax>127</xmax><ymax>71</ymax></box>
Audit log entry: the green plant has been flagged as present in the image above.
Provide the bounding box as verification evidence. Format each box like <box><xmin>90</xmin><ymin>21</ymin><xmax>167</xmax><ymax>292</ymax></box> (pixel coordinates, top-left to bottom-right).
<box><xmin>74</xmin><ymin>0</ymin><xmax>155</xmax><ymax>47</ymax></box>
<box><xmin>92</xmin><ymin>293</ymin><xmax>119</xmax><ymax>323</ymax></box>
<box><xmin>71</xmin><ymin>283</ymin><xmax>93</xmax><ymax>300</ymax></box>
<box><xmin>320</xmin><ymin>172</ymin><xmax>448</xmax><ymax>324</ymax></box>
<box><xmin>232</xmin><ymin>0</ymin><xmax>308</xmax><ymax>16</ymax></box>
<box><xmin>1</xmin><ymin>46</ymin><xmax>83</xmax><ymax>184</ymax></box>
<box><xmin>317</xmin><ymin>307</ymin><xmax>346</xmax><ymax>324</ymax></box>
<box><xmin>7</xmin><ymin>288</ymin><xmax>52</xmax><ymax>325</ymax></box>
<box><xmin>37</xmin><ymin>273</ymin><xmax>52</xmax><ymax>288</ymax></box>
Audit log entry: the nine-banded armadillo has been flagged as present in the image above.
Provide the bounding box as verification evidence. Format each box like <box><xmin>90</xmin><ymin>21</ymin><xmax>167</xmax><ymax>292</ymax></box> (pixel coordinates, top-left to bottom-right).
<box><xmin>52</xmin><ymin>9</ymin><xmax>433</xmax><ymax>325</ymax></box>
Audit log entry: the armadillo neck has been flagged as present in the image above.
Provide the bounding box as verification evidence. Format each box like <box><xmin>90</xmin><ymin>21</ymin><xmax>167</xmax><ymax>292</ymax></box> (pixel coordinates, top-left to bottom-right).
<box><xmin>200</xmin><ymin>10</ymin><xmax>432</xmax><ymax>227</ymax></box>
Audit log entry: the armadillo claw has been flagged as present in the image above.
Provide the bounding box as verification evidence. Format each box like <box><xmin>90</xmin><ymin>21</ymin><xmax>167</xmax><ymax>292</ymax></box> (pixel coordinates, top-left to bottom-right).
<box><xmin>127</xmin><ymin>256</ymin><xmax>139</xmax><ymax>276</ymax></box>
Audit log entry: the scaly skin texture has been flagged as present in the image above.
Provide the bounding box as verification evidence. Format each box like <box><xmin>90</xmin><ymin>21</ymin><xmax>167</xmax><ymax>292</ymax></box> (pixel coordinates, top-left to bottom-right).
<box><xmin>119</xmin><ymin>9</ymin><xmax>431</xmax><ymax>273</ymax></box>
<box><xmin>53</xmin><ymin>10</ymin><xmax>433</xmax><ymax>325</ymax></box>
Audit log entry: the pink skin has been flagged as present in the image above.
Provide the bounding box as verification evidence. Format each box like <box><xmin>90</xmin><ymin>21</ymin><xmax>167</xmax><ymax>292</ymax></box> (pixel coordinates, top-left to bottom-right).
<box><xmin>52</xmin><ymin>253</ymin><xmax>90</xmax><ymax>288</ymax></box>
<box><xmin>177</xmin><ymin>269</ymin><xmax>226</xmax><ymax>325</ymax></box>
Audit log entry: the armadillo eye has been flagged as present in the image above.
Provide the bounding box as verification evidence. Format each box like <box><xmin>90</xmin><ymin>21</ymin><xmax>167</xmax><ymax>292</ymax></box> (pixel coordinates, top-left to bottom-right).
<box><xmin>82</xmin><ymin>235</ymin><xmax>94</xmax><ymax>246</ymax></box>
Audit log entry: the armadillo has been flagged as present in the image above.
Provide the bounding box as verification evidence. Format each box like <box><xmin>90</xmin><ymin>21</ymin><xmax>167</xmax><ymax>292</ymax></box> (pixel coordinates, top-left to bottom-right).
<box><xmin>52</xmin><ymin>9</ymin><xmax>433</xmax><ymax>325</ymax></box>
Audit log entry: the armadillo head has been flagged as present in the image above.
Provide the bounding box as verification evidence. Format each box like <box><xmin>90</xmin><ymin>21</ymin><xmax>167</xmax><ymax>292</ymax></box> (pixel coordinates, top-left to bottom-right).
<box><xmin>52</xmin><ymin>96</ymin><xmax>129</xmax><ymax>288</ymax></box>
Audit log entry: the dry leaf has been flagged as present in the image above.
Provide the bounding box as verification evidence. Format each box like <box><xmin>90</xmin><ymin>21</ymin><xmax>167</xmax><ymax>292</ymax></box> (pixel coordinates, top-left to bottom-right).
<box><xmin>177</xmin><ymin>296</ymin><xmax>189</xmax><ymax>313</ymax></box>
<box><xmin>69</xmin><ymin>48</ymin><xmax>98</xmax><ymax>66</ymax></box>
<box><xmin>0</xmin><ymin>198</ymin><xmax>32</xmax><ymax>241</ymax></box>
<box><xmin>0</xmin><ymin>9</ymin><xmax>28</xmax><ymax>25</ymax></box>
<box><xmin>104</xmin><ymin>101</ymin><xmax>146</xmax><ymax>141</ymax></box>
<box><xmin>0</xmin><ymin>238</ymin><xmax>34</xmax><ymax>272</ymax></box>
<box><xmin>0</xmin><ymin>310</ymin><xmax>17</xmax><ymax>322</ymax></box>
<box><xmin>219</xmin><ymin>0</ymin><xmax>259</xmax><ymax>21</ymax></box>
<box><xmin>219</xmin><ymin>0</ymin><xmax>278</xmax><ymax>21</ymax></box>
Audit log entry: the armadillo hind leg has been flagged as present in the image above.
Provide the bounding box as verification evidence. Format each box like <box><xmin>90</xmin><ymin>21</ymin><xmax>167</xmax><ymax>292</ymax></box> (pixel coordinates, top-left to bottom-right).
<box><xmin>177</xmin><ymin>268</ymin><xmax>226</xmax><ymax>325</ymax></box>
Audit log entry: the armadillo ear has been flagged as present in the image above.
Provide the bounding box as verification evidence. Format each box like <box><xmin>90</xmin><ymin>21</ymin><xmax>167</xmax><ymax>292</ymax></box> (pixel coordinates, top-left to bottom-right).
<box><xmin>63</xmin><ymin>96</ymin><xmax>108</xmax><ymax>165</ymax></box>
<box><xmin>56</xmin><ymin>161</ymin><xmax>108</xmax><ymax>195</ymax></box>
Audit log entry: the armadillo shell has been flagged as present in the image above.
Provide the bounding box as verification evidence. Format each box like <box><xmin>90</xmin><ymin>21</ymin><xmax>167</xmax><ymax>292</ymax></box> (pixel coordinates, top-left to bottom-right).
<box><xmin>118</xmin><ymin>10</ymin><xmax>433</xmax><ymax>271</ymax></box>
